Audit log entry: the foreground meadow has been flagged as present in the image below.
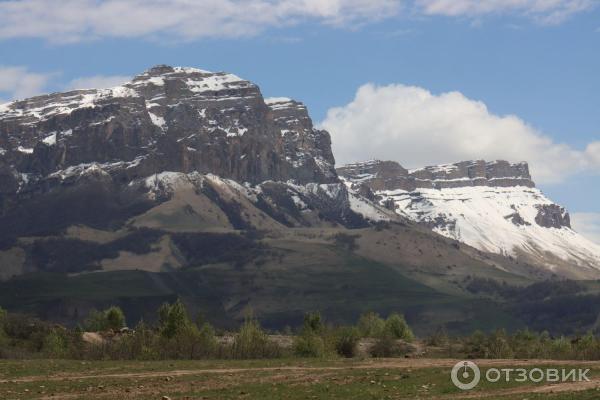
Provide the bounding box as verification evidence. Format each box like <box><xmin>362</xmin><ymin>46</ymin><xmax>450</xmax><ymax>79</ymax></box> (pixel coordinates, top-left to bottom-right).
<box><xmin>1</xmin><ymin>358</ymin><xmax>600</xmax><ymax>400</ymax></box>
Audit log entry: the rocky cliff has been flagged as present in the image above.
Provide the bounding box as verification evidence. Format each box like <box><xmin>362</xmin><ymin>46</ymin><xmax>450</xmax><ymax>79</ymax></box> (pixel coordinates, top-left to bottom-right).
<box><xmin>338</xmin><ymin>159</ymin><xmax>600</xmax><ymax>278</ymax></box>
<box><xmin>0</xmin><ymin>65</ymin><xmax>337</xmax><ymax>210</ymax></box>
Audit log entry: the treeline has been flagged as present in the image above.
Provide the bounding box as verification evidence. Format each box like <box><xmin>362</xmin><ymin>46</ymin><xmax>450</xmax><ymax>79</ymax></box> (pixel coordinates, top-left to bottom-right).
<box><xmin>429</xmin><ymin>328</ymin><xmax>600</xmax><ymax>360</ymax></box>
<box><xmin>0</xmin><ymin>303</ymin><xmax>413</xmax><ymax>360</ymax></box>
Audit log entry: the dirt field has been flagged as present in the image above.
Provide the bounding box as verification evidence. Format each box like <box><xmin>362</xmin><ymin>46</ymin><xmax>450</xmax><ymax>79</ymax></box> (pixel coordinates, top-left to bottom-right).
<box><xmin>1</xmin><ymin>358</ymin><xmax>600</xmax><ymax>399</ymax></box>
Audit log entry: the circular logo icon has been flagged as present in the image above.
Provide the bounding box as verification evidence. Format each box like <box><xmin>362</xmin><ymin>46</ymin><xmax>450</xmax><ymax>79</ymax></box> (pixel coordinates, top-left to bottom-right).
<box><xmin>451</xmin><ymin>361</ymin><xmax>481</xmax><ymax>390</ymax></box>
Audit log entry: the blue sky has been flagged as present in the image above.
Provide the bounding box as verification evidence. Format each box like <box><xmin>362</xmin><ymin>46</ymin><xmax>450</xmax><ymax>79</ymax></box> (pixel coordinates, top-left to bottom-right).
<box><xmin>0</xmin><ymin>0</ymin><xmax>599</xmax><ymax>239</ymax></box>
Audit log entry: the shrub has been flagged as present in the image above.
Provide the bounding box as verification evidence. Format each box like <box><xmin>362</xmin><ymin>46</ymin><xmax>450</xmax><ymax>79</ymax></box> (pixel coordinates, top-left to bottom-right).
<box><xmin>42</xmin><ymin>329</ymin><xmax>68</xmax><ymax>358</ymax></box>
<box><xmin>232</xmin><ymin>318</ymin><xmax>280</xmax><ymax>359</ymax></box>
<box><xmin>334</xmin><ymin>327</ymin><xmax>360</xmax><ymax>358</ymax></box>
<box><xmin>105</xmin><ymin>307</ymin><xmax>126</xmax><ymax>331</ymax></box>
<box><xmin>426</xmin><ymin>327</ymin><xmax>449</xmax><ymax>347</ymax></box>
<box><xmin>357</xmin><ymin>312</ymin><xmax>385</xmax><ymax>338</ymax></box>
<box><xmin>293</xmin><ymin>332</ymin><xmax>325</xmax><ymax>357</ymax></box>
<box><xmin>158</xmin><ymin>299</ymin><xmax>192</xmax><ymax>339</ymax></box>
<box><xmin>487</xmin><ymin>329</ymin><xmax>514</xmax><ymax>359</ymax></box>
<box><xmin>383</xmin><ymin>313</ymin><xmax>414</xmax><ymax>342</ymax></box>
<box><xmin>303</xmin><ymin>312</ymin><xmax>324</xmax><ymax>335</ymax></box>
<box><xmin>551</xmin><ymin>336</ymin><xmax>572</xmax><ymax>359</ymax></box>
<box><xmin>370</xmin><ymin>334</ymin><xmax>407</xmax><ymax>358</ymax></box>
<box><xmin>0</xmin><ymin>308</ymin><xmax>8</xmax><ymax>350</ymax></box>
<box><xmin>84</xmin><ymin>306</ymin><xmax>126</xmax><ymax>332</ymax></box>
<box><xmin>196</xmin><ymin>323</ymin><xmax>218</xmax><ymax>358</ymax></box>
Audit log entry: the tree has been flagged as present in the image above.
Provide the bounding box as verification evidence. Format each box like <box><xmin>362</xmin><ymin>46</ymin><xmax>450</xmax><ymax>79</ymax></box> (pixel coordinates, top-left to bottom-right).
<box><xmin>42</xmin><ymin>329</ymin><xmax>68</xmax><ymax>358</ymax></box>
<box><xmin>0</xmin><ymin>307</ymin><xmax>7</xmax><ymax>348</ymax></box>
<box><xmin>233</xmin><ymin>317</ymin><xmax>277</xmax><ymax>359</ymax></box>
<box><xmin>357</xmin><ymin>312</ymin><xmax>385</xmax><ymax>338</ymax></box>
<box><xmin>105</xmin><ymin>307</ymin><xmax>126</xmax><ymax>331</ymax></box>
<box><xmin>84</xmin><ymin>306</ymin><xmax>126</xmax><ymax>331</ymax></box>
<box><xmin>158</xmin><ymin>299</ymin><xmax>192</xmax><ymax>339</ymax></box>
<box><xmin>303</xmin><ymin>312</ymin><xmax>323</xmax><ymax>335</ymax></box>
<box><xmin>384</xmin><ymin>313</ymin><xmax>414</xmax><ymax>342</ymax></box>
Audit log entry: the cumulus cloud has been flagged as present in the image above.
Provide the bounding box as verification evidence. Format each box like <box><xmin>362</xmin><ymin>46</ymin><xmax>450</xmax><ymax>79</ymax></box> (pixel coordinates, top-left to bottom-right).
<box><xmin>0</xmin><ymin>66</ymin><xmax>53</xmax><ymax>100</ymax></box>
<box><xmin>572</xmin><ymin>213</ymin><xmax>600</xmax><ymax>244</ymax></box>
<box><xmin>0</xmin><ymin>0</ymin><xmax>401</xmax><ymax>43</ymax></box>
<box><xmin>320</xmin><ymin>83</ymin><xmax>600</xmax><ymax>184</ymax></box>
<box><xmin>415</xmin><ymin>0</ymin><xmax>595</xmax><ymax>24</ymax></box>
<box><xmin>67</xmin><ymin>75</ymin><xmax>131</xmax><ymax>90</ymax></box>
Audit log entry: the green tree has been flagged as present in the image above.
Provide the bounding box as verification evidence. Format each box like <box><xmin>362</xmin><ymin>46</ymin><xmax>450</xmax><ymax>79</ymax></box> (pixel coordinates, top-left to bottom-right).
<box><xmin>487</xmin><ymin>329</ymin><xmax>514</xmax><ymax>359</ymax></box>
<box><xmin>384</xmin><ymin>313</ymin><xmax>414</xmax><ymax>342</ymax></box>
<box><xmin>357</xmin><ymin>312</ymin><xmax>385</xmax><ymax>338</ymax></box>
<box><xmin>293</xmin><ymin>332</ymin><xmax>325</xmax><ymax>357</ymax></box>
<box><xmin>302</xmin><ymin>312</ymin><xmax>323</xmax><ymax>335</ymax></box>
<box><xmin>84</xmin><ymin>306</ymin><xmax>126</xmax><ymax>331</ymax></box>
<box><xmin>105</xmin><ymin>306</ymin><xmax>126</xmax><ymax>331</ymax></box>
<box><xmin>233</xmin><ymin>317</ymin><xmax>277</xmax><ymax>359</ymax></box>
<box><xmin>42</xmin><ymin>329</ymin><xmax>68</xmax><ymax>358</ymax></box>
<box><xmin>158</xmin><ymin>299</ymin><xmax>192</xmax><ymax>339</ymax></box>
<box><xmin>0</xmin><ymin>307</ymin><xmax>7</xmax><ymax>349</ymax></box>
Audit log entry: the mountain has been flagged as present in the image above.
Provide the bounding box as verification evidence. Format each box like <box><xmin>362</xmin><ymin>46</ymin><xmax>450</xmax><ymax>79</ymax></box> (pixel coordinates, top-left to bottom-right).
<box><xmin>2</xmin><ymin>65</ymin><xmax>600</xmax><ymax>335</ymax></box>
<box><xmin>338</xmin><ymin>159</ymin><xmax>600</xmax><ymax>279</ymax></box>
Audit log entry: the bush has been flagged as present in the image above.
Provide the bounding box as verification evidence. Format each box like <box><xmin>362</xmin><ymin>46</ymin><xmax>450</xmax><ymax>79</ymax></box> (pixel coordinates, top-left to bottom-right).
<box><xmin>0</xmin><ymin>307</ymin><xmax>6</xmax><ymax>345</ymax></box>
<box><xmin>105</xmin><ymin>307</ymin><xmax>126</xmax><ymax>331</ymax></box>
<box><xmin>303</xmin><ymin>312</ymin><xmax>324</xmax><ymax>335</ymax></box>
<box><xmin>42</xmin><ymin>329</ymin><xmax>69</xmax><ymax>358</ymax></box>
<box><xmin>426</xmin><ymin>327</ymin><xmax>449</xmax><ymax>347</ymax></box>
<box><xmin>383</xmin><ymin>313</ymin><xmax>414</xmax><ymax>342</ymax></box>
<box><xmin>84</xmin><ymin>306</ymin><xmax>126</xmax><ymax>332</ymax></box>
<box><xmin>232</xmin><ymin>318</ymin><xmax>280</xmax><ymax>359</ymax></box>
<box><xmin>158</xmin><ymin>299</ymin><xmax>192</xmax><ymax>339</ymax></box>
<box><xmin>334</xmin><ymin>327</ymin><xmax>360</xmax><ymax>358</ymax></box>
<box><xmin>357</xmin><ymin>312</ymin><xmax>385</xmax><ymax>338</ymax></box>
<box><xmin>487</xmin><ymin>329</ymin><xmax>514</xmax><ymax>359</ymax></box>
<box><xmin>293</xmin><ymin>332</ymin><xmax>325</xmax><ymax>358</ymax></box>
<box><xmin>370</xmin><ymin>334</ymin><xmax>407</xmax><ymax>358</ymax></box>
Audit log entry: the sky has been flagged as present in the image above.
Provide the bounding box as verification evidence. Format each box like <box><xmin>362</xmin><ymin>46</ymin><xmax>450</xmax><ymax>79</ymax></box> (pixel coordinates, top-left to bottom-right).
<box><xmin>0</xmin><ymin>0</ymin><xmax>599</xmax><ymax>241</ymax></box>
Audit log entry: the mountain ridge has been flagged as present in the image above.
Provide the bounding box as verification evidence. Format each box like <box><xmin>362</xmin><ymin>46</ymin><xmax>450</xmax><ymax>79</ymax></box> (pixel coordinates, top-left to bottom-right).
<box><xmin>1</xmin><ymin>65</ymin><xmax>599</xmax><ymax>333</ymax></box>
<box><xmin>337</xmin><ymin>159</ymin><xmax>600</xmax><ymax>278</ymax></box>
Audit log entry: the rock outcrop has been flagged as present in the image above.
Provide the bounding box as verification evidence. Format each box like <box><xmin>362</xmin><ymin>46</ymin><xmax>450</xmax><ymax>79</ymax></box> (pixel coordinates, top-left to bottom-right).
<box><xmin>338</xmin><ymin>159</ymin><xmax>600</xmax><ymax>277</ymax></box>
<box><xmin>337</xmin><ymin>159</ymin><xmax>534</xmax><ymax>191</ymax></box>
<box><xmin>0</xmin><ymin>65</ymin><xmax>343</xmax><ymax>219</ymax></box>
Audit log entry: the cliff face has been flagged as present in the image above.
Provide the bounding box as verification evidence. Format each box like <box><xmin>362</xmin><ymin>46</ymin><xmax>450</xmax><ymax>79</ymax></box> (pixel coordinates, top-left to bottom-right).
<box><xmin>338</xmin><ymin>159</ymin><xmax>600</xmax><ymax>278</ymax></box>
<box><xmin>0</xmin><ymin>65</ymin><xmax>337</xmax><ymax>213</ymax></box>
<box><xmin>337</xmin><ymin>159</ymin><xmax>535</xmax><ymax>191</ymax></box>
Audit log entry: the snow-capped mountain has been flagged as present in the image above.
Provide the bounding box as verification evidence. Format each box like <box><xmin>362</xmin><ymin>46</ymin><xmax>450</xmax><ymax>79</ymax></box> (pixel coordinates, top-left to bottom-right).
<box><xmin>0</xmin><ymin>65</ymin><xmax>388</xmax><ymax>246</ymax></box>
<box><xmin>338</xmin><ymin>159</ymin><xmax>600</xmax><ymax>279</ymax></box>
<box><xmin>0</xmin><ymin>65</ymin><xmax>335</xmax><ymax>196</ymax></box>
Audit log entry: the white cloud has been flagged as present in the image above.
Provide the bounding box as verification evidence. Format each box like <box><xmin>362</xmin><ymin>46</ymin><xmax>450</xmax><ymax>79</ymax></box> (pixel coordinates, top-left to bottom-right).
<box><xmin>0</xmin><ymin>0</ymin><xmax>592</xmax><ymax>44</ymax></box>
<box><xmin>0</xmin><ymin>0</ymin><xmax>401</xmax><ymax>43</ymax></box>
<box><xmin>320</xmin><ymin>83</ymin><xmax>600</xmax><ymax>184</ymax></box>
<box><xmin>0</xmin><ymin>66</ymin><xmax>53</xmax><ymax>100</ymax></box>
<box><xmin>67</xmin><ymin>75</ymin><xmax>131</xmax><ymax>90</ymax></box>
<box><xmin>572</xmin><ymin>213</ymin><xmax>600</xmax><ymax>244</ymax></box>
<box><xmin>415</xmin><ymin>0</ymin><xmax>595</xmax><ymax>24</ymax></box>
<box><xmin>0</xmin><ymin>67</ymin><xmax>133</xmax><ymax>102</ymax></box>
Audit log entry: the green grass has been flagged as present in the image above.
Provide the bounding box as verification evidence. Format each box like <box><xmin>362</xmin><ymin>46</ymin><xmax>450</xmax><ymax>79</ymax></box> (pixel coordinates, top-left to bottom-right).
<box><xmin>1</xmin><ymin>359</ymin><xmax>599</xmax><ymax>400</ymax></box>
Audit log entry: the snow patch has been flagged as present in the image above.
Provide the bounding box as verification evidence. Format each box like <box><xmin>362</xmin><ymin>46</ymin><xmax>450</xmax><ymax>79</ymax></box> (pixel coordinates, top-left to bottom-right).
<box><xmin>17</xmin><ymin>146</ymin><xmax>33</xmax><ymax>154</ymax></box>
<box><xmin>42</xmin><ymin>132</ymin><xmax>57</xmax><ymax>146</ymax></box>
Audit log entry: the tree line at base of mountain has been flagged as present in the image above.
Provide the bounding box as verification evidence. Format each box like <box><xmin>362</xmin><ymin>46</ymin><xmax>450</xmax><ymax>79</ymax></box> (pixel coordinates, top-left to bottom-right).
<box><xmin>3</xmin><ymin>302</ymin><xmax>600</xmax><ymax>361</ymax></box>
<box><xmin>0</xmin><ymin>302</ymin><xmax>413</xmax><ymax>360</ymax></box>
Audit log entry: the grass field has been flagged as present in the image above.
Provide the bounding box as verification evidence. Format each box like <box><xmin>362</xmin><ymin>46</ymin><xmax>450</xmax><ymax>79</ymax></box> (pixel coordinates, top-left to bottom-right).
<box><xmin>2</xmin><ymin>358</ymin><xmax>600</xmax><ymax>399</ymax></box>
